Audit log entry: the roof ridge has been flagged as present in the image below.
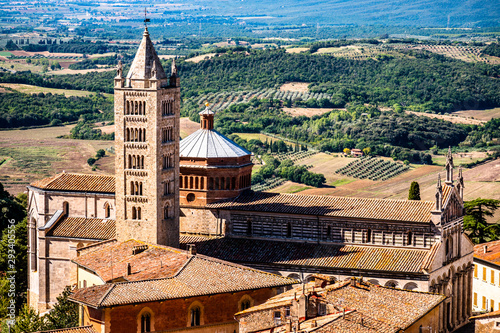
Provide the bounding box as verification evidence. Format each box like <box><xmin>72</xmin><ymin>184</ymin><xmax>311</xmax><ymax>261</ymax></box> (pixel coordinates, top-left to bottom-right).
<box><xmin>96</xmin><ymin>283</ymin><xmax>116</xmax><ymax>307</ymax></box>
<box><xmin>36</xmin><ymin>325</ymin><xmax>95</xmax><ymax>333</ymax></box>
<box><xmin>275</xmin><ymin>192</ymin><xmax>434</xmax><ymax>204</ymax></box>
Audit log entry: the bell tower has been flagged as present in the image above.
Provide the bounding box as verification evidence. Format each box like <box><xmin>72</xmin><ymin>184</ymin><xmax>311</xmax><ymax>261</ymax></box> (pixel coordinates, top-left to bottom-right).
<box><xmin>114</xmin><ymin>27</ymin><xmax>180</xmax><ymax>247</ymax></box>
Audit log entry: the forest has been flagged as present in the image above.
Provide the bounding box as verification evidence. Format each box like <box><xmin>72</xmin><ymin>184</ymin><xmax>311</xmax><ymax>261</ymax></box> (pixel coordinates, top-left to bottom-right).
<box><xmin>0</xmin><ymin>92</ymin><xmax>113</xmax><ymax>128</ymax></box>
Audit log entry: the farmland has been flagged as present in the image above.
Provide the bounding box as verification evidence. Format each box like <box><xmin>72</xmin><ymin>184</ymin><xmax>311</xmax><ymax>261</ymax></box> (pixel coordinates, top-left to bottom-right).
<box><xmin>0</xmin><ymin>83</ymin><xmax>112</xmax><ymax>98</ymax></box>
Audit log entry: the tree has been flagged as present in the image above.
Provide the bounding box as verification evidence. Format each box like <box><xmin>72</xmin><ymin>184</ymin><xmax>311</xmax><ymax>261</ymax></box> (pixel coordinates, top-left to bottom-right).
<box><xmin>0</xmin><ymin>183</ymin><xmax>26</xmax><ymax>237</ymax></box>
<box><xmin>343</xmin><ymin>148</ymin><xmax>351</xmax><ymax>155</ymax></box>
<box><xmin>362</xmin><ymin>147</ymin><xmax>371</xmax><ymax>156</ymax></box>
<box><xmin>96</xmin><ymin>149</ymin><xmax>106</xmax><ymax>158</ymax></box>
<box><xmin>10</xmin><ymin>304</ymin><xmax>44</xmax><ymax>333</ymax></box>
<box><xmin>463</xmin><ymin>198</ymin><xmax>500</xmax><ymax>244</ymax></box>
<box><xmin>87</xmin><ymin>157</ymin><xmax>97</xmax><ymax>166</ymax></box>
<box><xmin>43</xmin><ymin>286</ymin><xmax>79</xmax><ymax>330</ymax></box>
<box><xmin>408</xmin><ymin>181</ymin><xmax>421</xmax><ymax>200</ymax></box>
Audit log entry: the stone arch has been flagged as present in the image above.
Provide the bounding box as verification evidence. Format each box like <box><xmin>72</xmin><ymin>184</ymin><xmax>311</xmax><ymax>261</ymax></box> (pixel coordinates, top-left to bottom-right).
<box><xmin>368</xmin><ymin>279</ymin><xmax>380</xmax><ymax>285</ymax></box>
<box><xmin>187</xmin><ymin>301</ymin><xmax>204</xmax><ymax>327</ymax></box>
<box><xmin>287</xmin><ymin>273</ymin><xmax>300</xmax><ymax>281</ymax></box>
<box><xmin>385</xmin><ymin>280</ymin><xmax>398</xmax><ymax>288</ymax></box>
<box><xmin>137</xmin><ymin>306</ymin><xmax>155</xmax><ymax>333</ymax></box>
<box><xmin>104</xmin><ymin>202</ymin><xmax>111</xmax><ymax>218</ymax></box>
<box><xmin>304</xmin><ymin>274</ymin><xmax>315</xmax><ymax>283</ymax></box>
<box><xmin>403</xmin><ymin>282</ymin><xmax>418</xmax><ymax>291</ymax></box>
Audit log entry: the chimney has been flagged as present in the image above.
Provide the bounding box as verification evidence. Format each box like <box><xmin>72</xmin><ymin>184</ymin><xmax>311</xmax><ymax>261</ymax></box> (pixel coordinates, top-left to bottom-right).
<box><xmin>127</xmin><ymin>263</ymin><xmax>131</xmax><ymax>275</ymax></box>
<box><xmin>188</xmin><ymin>244</ymin><xmax>197</xmax><ymax>255</ymax></box>
<box><xmin>484</xmin><ymin>245</ymin><xmax>488</xmax><ymax>253</ymax></box>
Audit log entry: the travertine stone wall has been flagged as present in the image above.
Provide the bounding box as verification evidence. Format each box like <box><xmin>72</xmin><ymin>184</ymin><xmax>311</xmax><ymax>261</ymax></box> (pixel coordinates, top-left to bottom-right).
<box><xmin>114</xmin><ymin>76</ymin><xmax>180</xmax><ymax>247</ymax></box>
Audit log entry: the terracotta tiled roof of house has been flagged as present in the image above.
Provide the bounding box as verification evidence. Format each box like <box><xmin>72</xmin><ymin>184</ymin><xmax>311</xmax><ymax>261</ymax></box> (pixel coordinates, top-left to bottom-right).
<box><xmin>474</xmin><ymin>240</ymin><xmax>500</xmax><ymax>267</ymax></box>
<box><xmin>35</xmin><ymin>326</ymin><xmax>98</xmax><ymax>333</ymax></box>
<box><xmin>237</xmin><ymin>279</ymin><xmax>445</xmax><ymax>332</ymax></box>
<box><xmin>47</xmin><ymin>217</ymin><xmax>115</xmax><ymax>240</ymax></box>
<box><xmin>207</xmin><ymin>192</ymin><xmax>435</xmax><ymax>223</ymax></box>
<box><xmin>179</xmin><ymin>236</ymin><xmax>433</xmax><ymax>274</ymax></box>
<box><xmin>470</xmin><ymin>308</ymin><xmax>500</xmax><ymax>319</ymax></box>
<box><xmin>30</xmin><ymin>172</ymin><xmax>115</xmax><ymax>193</ymax></box>
<box><xmin>73</xmin><ymin>240</ymin><xmax>190</xmax><ymax>282</ymax></box>
<box><xmin>70</xmin><ymin>239</ymin><xmax>297</xmax><ymax>308</ymax></box>
<box><xmin>321</xmin><ymin>279</ymin><xmax>445</xmax><ymax>330</ymax></box>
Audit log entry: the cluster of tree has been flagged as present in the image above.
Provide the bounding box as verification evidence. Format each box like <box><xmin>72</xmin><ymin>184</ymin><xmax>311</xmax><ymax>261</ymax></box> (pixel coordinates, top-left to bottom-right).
<box><xmin>462</xmin><ymin>118</ymin><xmax>500</xmax><ymax>148</ymax></box>
<box><xmin>69</xmin><ymin>121</ymin><xmax>114</xmax><ymax>140</ymax></box>
<box><xmin>482</xmin><ymin>43</ymin><xmax>500</xmax><ymax>57</ymax></box>
<box><xmin>0</xmin><ymin>92</ymin><xmax>113</xmax><ymax>128</ymax></box>
<box><xmin>68</xmin><ymin>54</ymin><xmax>133</xmax><ymax>70</ymax></box>
<box><xmin>0</xmin><ymin>70</ymin><xmax>116</xmax><ymax>94</ymax></box>
<box><xmin>22</xmin><ymin>39</ymin><xmax>126</xmax><ymax>54</ymax></box>
<box><xmin>214</xmin><ymin>102</ymin><xmax>459</xmax><ymax>163</ymax></box>
<box><xmin>178</xmin><ymin>48</ymin><xmax>500</xmax><ymax>113</ymax></box>
<box><xmin>26</xmin><ymin>58</ymin><xmax>61</xmax><ymax>71</ymax></box>
<box><xmin>252</xmin><ymin>156</ymin><xmax>326</xmax><ymax>187</ymax></box>
<box><xmin>4</xmin><ymin>40</ymin><xmax>19</xmax><ymax>51</ymax></box>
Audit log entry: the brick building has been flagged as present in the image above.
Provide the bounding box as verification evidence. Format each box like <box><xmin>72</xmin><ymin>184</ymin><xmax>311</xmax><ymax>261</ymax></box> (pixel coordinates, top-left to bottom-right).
<box><xmin>69</xmin><ymin>240</ymin><xmax>296</xmax><ymax>333</ymax></box>
<box><xmin>236</xmin><ymin>276</ymin><xmax>446</xmax><ymax>333</ymax></box>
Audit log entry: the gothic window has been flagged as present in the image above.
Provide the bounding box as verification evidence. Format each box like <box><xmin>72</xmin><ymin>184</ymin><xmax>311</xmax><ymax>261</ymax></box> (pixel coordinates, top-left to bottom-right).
<box><xmin>139</xmin><ymin>182</ymin><xmax>143</xmax><ymax>196</ymax></box>
<box><xmin>104</xmin><ymin>202</ymin><xmax>111</xmax><ymax>218</ymax></box>
<box><xmin>164</xmin><ymin>205</ymin><xmax>169</xmax><ymax>219</ymax></box>
<box><xmin>143</xmin><ymin>101</ymin><xmax>146</xmax><ymax>115</ymax></box>
<box><xmin>140</xmin><ymin>156</ymin><xmax>144</xmax><ymax>169</ymax></box>
<box><xmin>132</xmin><ymin>207</ymin><xmax>137</xmax><ymax>220</ymax></box>
<box><xmin>190</xmin><ymin>307</ymin><xmax>201</xmax><ymax>327</ymax></box>
<box><xmin>137</xmin><ymin>207</ymin><xmax>141</xmax><ymax>220</ymax></box>
<box><xmin>141</xmin><ymin>313</ymin><xmax>151</xmax><ymax>333</ymax></box>
<box><xmin>241</xmin><ymin>300</ymin><xmax>251</xmax><ymax>311</ymax></box>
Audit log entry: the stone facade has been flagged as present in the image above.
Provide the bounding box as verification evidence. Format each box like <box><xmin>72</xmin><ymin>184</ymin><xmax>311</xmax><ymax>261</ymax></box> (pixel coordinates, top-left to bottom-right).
<box><xmin>27</xmin><ymin>186</ymin><xmax>114</xmax><ymax>311</ymax></box>
<box><xmin>114</xmin><ymin>27</ymin><xmax>180</xmax><ymax>247</ymax></box>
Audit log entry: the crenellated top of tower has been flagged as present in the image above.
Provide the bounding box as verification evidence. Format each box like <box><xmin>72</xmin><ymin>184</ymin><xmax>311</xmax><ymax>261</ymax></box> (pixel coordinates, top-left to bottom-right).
<box><xmin>126</xmin><ymin>27</ymin><xmax>167</xmax><ymax>81</ymax></box>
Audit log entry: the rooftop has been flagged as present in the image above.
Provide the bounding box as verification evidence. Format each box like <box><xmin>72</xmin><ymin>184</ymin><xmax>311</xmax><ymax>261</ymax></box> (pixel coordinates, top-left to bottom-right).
<box><xmin>30</xmin><ymin>172</ymin><xmax>114</xmax><ymax>194</ymax></box>
<box><xmin>179</xmin><ymin>235</ymin><xmax>439</xmax><ymax>274</ymax></box>
<box><xmin>70</xmin><ymin>240</ymin><xmax>297</xmax><ymax>308</ymax></box>
<box><xmin>474</xmin><ymin>239</ymin><xmax>500</xmax><ymax>267</ymax></box>
<box><xmin>180</xmin><ymin>129</ymin><xmax>251</xmax><ymax>159</ymax></box>
<box><xmin>126</xmin><ymin>27</ymin><xmax>166</xmax><ymax>80</ymax></box>
<box><xmin>237</xmin><ymin>278</ymin><xmax>445</xmax><ymax>332</ymax></box>
<box><xmin>47</xmin><ymin>216</ymin><xmax>115</xmax><ymax>240</ymax></box>
<box><xmin>207</xmin><ymin>192</ymin><xmax>436</xmax><ymax>223</ymax></box>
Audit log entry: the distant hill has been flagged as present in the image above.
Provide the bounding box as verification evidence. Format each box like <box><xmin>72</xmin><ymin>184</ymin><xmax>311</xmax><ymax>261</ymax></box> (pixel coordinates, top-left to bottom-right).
<box><xmin>186</xmin><ymin>0</ymin><xmax>499</xmax><ymax>27</ymax></box>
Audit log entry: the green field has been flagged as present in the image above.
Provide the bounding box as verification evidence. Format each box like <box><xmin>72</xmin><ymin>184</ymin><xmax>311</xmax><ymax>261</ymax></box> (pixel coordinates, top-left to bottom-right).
<box><xmin>0</xmin><ymin>83</ymin><xmax>113</xmax><ymax>98</ymax></box>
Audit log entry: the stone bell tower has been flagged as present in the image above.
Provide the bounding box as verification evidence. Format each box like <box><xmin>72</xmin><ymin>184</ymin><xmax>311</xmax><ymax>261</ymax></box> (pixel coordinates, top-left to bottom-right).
<box><xmin>114</xmin><ymin>27</ymin><xmax>180</xmax><ymax>247</ymax></box>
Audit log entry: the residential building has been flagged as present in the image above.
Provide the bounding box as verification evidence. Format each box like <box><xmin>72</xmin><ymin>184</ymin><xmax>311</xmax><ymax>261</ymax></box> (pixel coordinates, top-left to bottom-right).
<box><xmin>472</xmin><ymin>240</ymin><xmax>500</xmax><ymax>313</ymax></box>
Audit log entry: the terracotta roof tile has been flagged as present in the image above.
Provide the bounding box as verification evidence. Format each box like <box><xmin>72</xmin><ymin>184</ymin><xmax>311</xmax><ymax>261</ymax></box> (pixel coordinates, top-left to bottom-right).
<box><xmin>73</xmin><ymin>240</ymin><xmax>187</xmax><ymax>282</ymax></box>
<box><xmin>474</xmin><ymin>240</ymin><xmax>500</xmax><ymax>266</ymax></box>
<box><xmin>207</xmin><ymin>192</ymin><xmax>435</xmax><ymax>223</ymax></box>
<box><xmin>47</xmin><ymin>217</ymin><xmax>115</xmax><ymax>240</ymax></box>
<box><xmin>179</xmin><ymin>236</ymin><xmax>431</xmax><ymax>274</ymax></box>
<box><xmin>70</xmin><ymin>240</ymin><xmax>297</xmax><ymax>308</ymax></box>
<box><xmin>31</xmin><ymin>172</ymin><xmax>115</xmax><ymax>193</ymax></box>
<box><xmin>35</xmin><ymin>325</ymin><xmax>98</xmax><ymax>333</ymax></box>
<box><xmin>238</xmin><ymin>279</ymin><xmax>445</xmax><ymax>333</ymax></box>
<box><xmin>470</xmin><ymin>309</ymin><xmax>500</xmax><ymax>319</ymax></box>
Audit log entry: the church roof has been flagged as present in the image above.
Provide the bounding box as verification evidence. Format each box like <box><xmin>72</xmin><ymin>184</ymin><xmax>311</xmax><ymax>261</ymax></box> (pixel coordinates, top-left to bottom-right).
<box><xmin>474</xmin><ymin>239</ymin><xmax>500</xmax><ymax>267</ymax></box>
<box><xmin>70</xmin><ymin>240</ymin><xmax>297</xmax><ymax>308</ymax></box>
<box><xmin>47</xmin><ymin>216</ymin><xmax>115</xmax><ymax>240</ymax></box>
<box><xmin>180</xmin><ymin>129</ymin><xmax>251</xmax><ymax>159</ymax></box>
<box><xmin>179</xmin><ymin>236</ymin><xmax>439</xmax><ymax>274</ymax></box>
<box><xmin>30</xmin><ymin>172</ymin><xmax>115</xmax><ymax>193</ymax></box>
<box><xmin>207</xmin><ymin>192</ymin><xmax>435</xmax><ymax>223</ymax></box>
<box><xmin>126</xmin><ymin>27</ymin><xmax>166</xmax><ymax>80</ymax></box>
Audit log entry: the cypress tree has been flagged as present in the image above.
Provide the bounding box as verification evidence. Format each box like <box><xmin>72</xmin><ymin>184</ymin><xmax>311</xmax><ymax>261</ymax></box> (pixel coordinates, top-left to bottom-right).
<box><xmin>408</xmin><ymin>181</ymin><xmax>421</xmax><ymax>200</ymax></box>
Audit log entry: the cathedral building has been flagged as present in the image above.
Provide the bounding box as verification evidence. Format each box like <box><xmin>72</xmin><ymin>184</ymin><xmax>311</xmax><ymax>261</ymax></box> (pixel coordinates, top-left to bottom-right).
<box><xmin>26</xmin><ymin>26</ymin><xmax>473</xmax><ymax>332</ymax></box>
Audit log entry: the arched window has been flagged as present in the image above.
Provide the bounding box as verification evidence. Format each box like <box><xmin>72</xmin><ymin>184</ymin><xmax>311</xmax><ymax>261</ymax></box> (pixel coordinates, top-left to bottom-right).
<box><xmin>137</xmin><ymin>207</ymin><xmax>141</xmax><ymax>220</ymax></box>
<box><xmin>200</xmin><ymin>177</ymin><xmax>204</xmax><ymax>190</ymax></box>
<box><xmin>190</xmin><ymin>307</ymin><xmax>201</xmax><ymax>327</ymax></box>
<box><xmin>179</xmin><ymin>176</ymin><xmax>183</xmax><ymax>188</ymax></box>
<box><xmin>132</xmin><ymin>207</ymin><xmax>137</xmax><ymax>220</ymax></box>
<box><xmin>195</xmin><ymin>177</ymin><xmax>199</xmax><ymax>190</ymax></box>
<box><xmin>326</xmin><ymin>225</ymin><xmax>331</xmax><ymax>239</ymax></box>
<box><xmin>104</xmin><ymin>202</ymin><xmax>111</xmax><ymax>218</ymax></box>
<box><xmin>287</xmin><ymin>222</ymin><xmax>292</xmax><ymax>238</ymax></box>
<box><xmin>209</xmin><ymin>177</ymin><xmax>214</xmax><ymax>190</ymax></box>
<box><xmin>141</xmin><ymin>313</ymin><xmax>151</xmax><ymax>333</ymax></box>
<box><xmin>226</xmin><ymin>177</ymin><xmax>230</xmax><ymax>190</ymax></box>
<box><xmin>164</xmin><ymin>205</ymin><xmax>169</xmax><ymax>219</ymax></box>
<box><xmin>366</xmin><ymin>229</ymin><xmax>372</xmax><ymax>243</ymax></box>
